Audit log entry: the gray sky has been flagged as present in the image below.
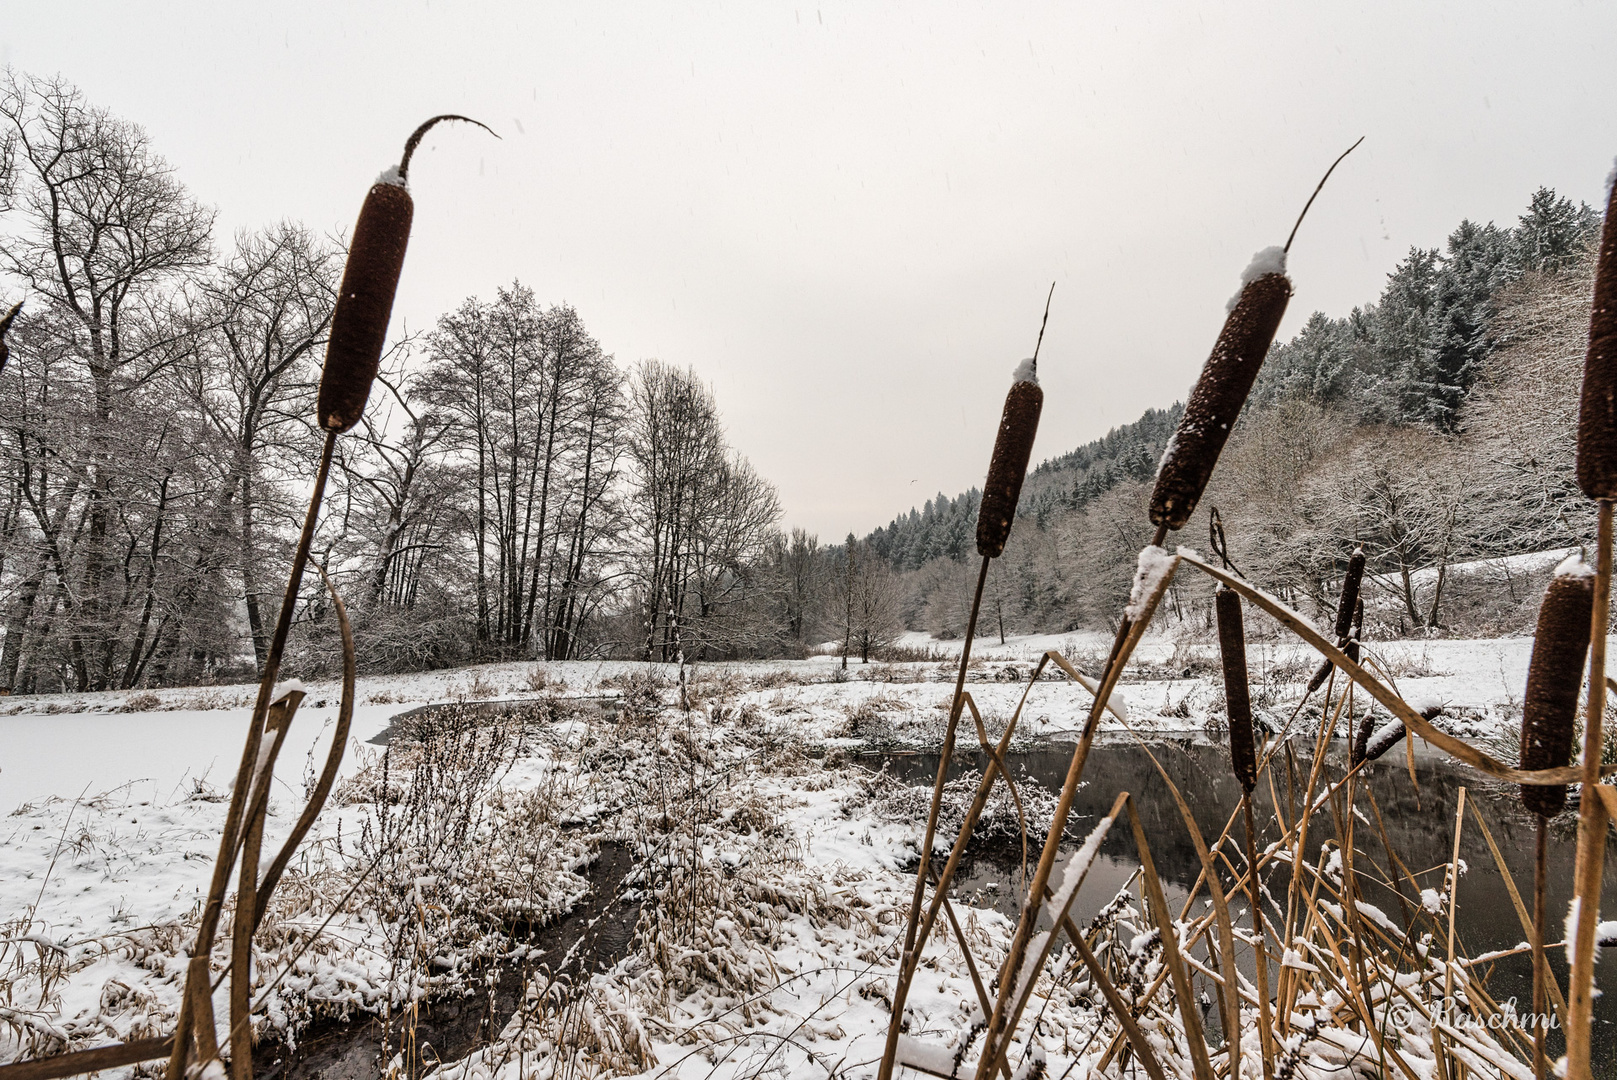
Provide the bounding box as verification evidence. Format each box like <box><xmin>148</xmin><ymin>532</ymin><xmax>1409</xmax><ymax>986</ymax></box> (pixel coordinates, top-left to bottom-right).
<box><xmin>6</xmin><ymin>2</ymin><xmax>1616</xmax><ymax>538</ymax></box>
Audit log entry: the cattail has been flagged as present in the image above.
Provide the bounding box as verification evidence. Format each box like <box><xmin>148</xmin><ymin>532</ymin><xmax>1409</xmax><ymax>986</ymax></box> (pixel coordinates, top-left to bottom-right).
<box><xmin>1520</xmin><ymin>557</ymin><xmax>1596</xmax><ymax>816</ymax></box>
<box><xmin>1576</xmin><ymin>170</ymin><xmax>1617</xmax><ymax>499</ymax></box>
<box><xmin>1216</xmin><ymin>585</ymin><xmax>1257</xmax><ymax>792</ymax></box>
<box><xmin>1362</xmin><ymin>703</ymin><xmax>1441</xmax><ymax>763</ymax></box>
<box><xmin>1150</xmin><ymin>253</ymin><xmax>1291</xmax><ymax>530</ymax></box>
<box><xmin>1344</xmin><ymin>597</ymin><xmax>1364</xmax><ymax>664</ymax></box>
<box><xmin>1334</xmin><ymin>549</ymin><xmax>1366</xmax><ymax>640</ymax></box>
<box><xmin>976</xmin><ymin>360</ymin><xmax>1044</xmax><ymax>558</ymax></box>
<box><xmin>318</xmin><ymin>115</ymin><xmax>494</xmax><ymax>434</ymax></box>
<box><xmin>1307</xmin><ymin>547</ymin><xmax>1368</xmax><ymax>694</ymax></box>
<box><xmin>0</xmin><ymin>299</ymin><xmax>20</xmax><ymax>376</ymax></box>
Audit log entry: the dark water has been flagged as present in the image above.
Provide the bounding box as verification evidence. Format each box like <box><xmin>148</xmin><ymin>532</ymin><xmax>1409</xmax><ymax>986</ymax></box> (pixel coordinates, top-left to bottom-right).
<box><xmin>254</xmin><ymin>842</ymin><xmax>641</xmax><ymax>1080</ymax></box>
<box><xmin>864</xmin><ymin>739</ymin><xmax>1617</xmax><ymax>1072</ymax></box>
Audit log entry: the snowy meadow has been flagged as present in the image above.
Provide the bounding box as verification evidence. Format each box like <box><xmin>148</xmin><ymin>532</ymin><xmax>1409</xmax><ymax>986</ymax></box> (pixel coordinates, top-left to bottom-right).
<box><xmin>4</xmin><ymin>631</ymin><xmax>1606</xmax><ymax>1079</ymax></box>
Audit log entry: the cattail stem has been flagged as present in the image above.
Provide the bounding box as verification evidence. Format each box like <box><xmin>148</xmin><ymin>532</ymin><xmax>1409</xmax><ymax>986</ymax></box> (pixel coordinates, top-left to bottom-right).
<box><xmin>1565</xmin><ymin>498</ymin><xmax>1612</xmax><ymax>1079</ymax></box>
<box><xmin>168</xmin><ymin>429</ymin><xmax>336</xmax><ymax>1079</ymax></box>
<box><xmin>881</xmin><ymin>555</ymin><xmax>991</xmax><ymax>1080</ymax></box>
<box><xmin>1242</xmin><ymin>795</ymin><xmax>1275</xmax><ymax>1080</ymax></box>
<box><xmin>1533</xmin><ymin>815</ymin><xmax>1549</xmax><ymax>1080</ymax></box>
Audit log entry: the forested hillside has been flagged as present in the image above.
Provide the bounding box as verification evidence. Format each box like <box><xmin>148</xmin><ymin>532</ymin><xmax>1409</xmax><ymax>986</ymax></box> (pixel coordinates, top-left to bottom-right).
<box><xmin>876</xmin><ymin>187</ymin><xmax>1605</xmax><ymax>640</ymax></box>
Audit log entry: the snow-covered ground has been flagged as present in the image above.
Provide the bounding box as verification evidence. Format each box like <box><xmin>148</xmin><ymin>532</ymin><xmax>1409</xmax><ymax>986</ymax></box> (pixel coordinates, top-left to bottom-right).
<box><xmin>0</xmin><ymin>632</ymin><xmax>1573</xmax><ymax>1077</ymax></box>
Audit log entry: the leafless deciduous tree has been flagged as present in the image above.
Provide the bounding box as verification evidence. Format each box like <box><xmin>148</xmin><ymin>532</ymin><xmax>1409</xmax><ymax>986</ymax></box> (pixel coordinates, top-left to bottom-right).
<box><xmin>627</xmin><ymin>360</ymin><xmax>780</xmax><ymax>661</ymax></box>
<box><xmin>0</xmin><ymin>71</ymin><xmax>214</xmax><ymax>691</ymax></box>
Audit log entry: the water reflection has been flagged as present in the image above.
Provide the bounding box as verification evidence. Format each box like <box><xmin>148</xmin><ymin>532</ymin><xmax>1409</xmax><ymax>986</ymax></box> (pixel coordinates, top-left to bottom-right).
<box><xmin>863</xmin><ymin>738</ymin><xmax>1617</xmax><ymax>1073</ymax></box>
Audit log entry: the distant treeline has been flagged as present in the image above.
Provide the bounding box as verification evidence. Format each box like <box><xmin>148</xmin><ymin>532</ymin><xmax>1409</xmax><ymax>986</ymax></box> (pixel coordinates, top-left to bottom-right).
<box><xmin>870</xmin><ymin>187</ymin><xmax>1604</xmax><ymax>640</ymax></box>
<box><xmin>0</xmin><ymin>73</ymin><xmax>893</xmax><ymax>690</ymax></box>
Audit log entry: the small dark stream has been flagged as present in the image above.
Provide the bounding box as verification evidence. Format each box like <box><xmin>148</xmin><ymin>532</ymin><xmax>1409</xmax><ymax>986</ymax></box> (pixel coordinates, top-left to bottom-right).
<box><xmin>863</xmin><ymin>739</ymin><xmax>1617</xmax><ymax>1073</ymax></box>
<box><xmin>252</xmin><ymin>843</ymin><xmax>640</xmax><ymax>1080</ymax></box>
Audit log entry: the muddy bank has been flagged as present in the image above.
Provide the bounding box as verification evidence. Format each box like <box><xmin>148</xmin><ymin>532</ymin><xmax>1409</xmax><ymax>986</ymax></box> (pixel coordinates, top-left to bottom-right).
<box><xmin>253</xmin><ymin>841</ymin><xmax>640</xmax><ymax>1080</ymax></box>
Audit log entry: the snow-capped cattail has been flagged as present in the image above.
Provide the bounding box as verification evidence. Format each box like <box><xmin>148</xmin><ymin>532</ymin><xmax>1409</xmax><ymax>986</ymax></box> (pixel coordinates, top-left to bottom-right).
<box><xmin>318</xmin><ymin>115</ymin><xmax>493</xmax><ymax>434</ymax></box>
<box><xmin>1216</xmin><ymin>585</ymin><xmax>1257</xmax><ymax>792</ymax></box>
<box><xmin>976</xmin><ymin>360</ymin><xmax>1044</xmax><ymax>559</ymax></box>
<box><xmin>1150</xmin><ymin>252</ymin><xmax>1291</xmax><ymax>530</ymax></box>
<box><xmin>1363</xmin><ymin>703</ymin><xmax>1440</xmax><ymax>763</ymax></box>
<box><xmin>1576</xmin><ymin>172</ymin><xmax>1617</xmax><ymax>499</ymax></box>
<box><xmin>1520</xmin><ymin>556</ymin><xmax>1596</xmax><ymax>817</ymax></box>
<box><xmin>0</xmin><ymin>300</ymin><xmax>20</xmax><ymax>376</ymax></box>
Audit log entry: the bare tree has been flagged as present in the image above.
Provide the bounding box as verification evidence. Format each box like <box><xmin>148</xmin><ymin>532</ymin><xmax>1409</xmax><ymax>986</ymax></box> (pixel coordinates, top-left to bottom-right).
<box><xmin>849</xmin><ymin>538</ymin><xmax>902</xmax><ymax>662</ymax></box>
<box><xmin>0</xmin><ymin>72</ymin><xmax>213</xmax><ymax>690</ymax></box>
<box><xmin>185</xmin><ymin>223</ymin><xmax>338</xmax><ymax>670</ymax></box>
<box><xmin>627</xmin><ymin>360</ymin><xmax>725</xmax><ymax>661</ymax></box>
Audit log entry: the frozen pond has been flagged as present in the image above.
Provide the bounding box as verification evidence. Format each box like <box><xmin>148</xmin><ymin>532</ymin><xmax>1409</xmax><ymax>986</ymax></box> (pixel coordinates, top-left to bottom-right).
<box><xmin>0</xmin><ymin>703</ymin><xmax>397</xmax><ymax>814</ymax></box>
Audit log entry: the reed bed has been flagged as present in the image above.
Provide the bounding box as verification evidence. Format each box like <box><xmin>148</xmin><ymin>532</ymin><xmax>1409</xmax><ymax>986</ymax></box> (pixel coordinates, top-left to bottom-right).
<box><xmin>880</xmin><ymin>140</ymin><xmax>1617</xmax><ymax>1080</ymax></box>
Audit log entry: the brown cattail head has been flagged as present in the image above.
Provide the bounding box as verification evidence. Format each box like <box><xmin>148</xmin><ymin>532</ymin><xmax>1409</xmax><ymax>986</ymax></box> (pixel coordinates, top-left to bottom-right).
<box><xmin>1150</xmin><ymin>251</ymin><xmax>1292</xmax><ymax>530</ymax></box>
<box><xmin>1520</xmin><ymin>557</ymin><xmax>1596</xmax><ymax>816</ymax></box>
<box><xmin>1305</xmin><ymin>548</ymin><xmax>1369</xmax><ymax>694</ymax></box>
<box><xmin>1576</xmin><ymin>170</ymin><xmax>1617</xmax><ymax>498</ymax></box>
<box><xmin>1333</xmin><ymin>548</ymin><xmax>1367</xmax><ymax>640</ymax></box>
<box><xmin>1216</xmin><ymin>585</ymin><xmax>1257</xmax><ymax>792</ymax></box>
<box><xmin>318</xmin><ymin>115</ymin><xmax>495</xmax><ymax>435</ymax></box>
<box><xmin>1344</xmin><ymin>596</ymin><xmax>1365</xmax><ymax>664</ymax></box>
<box><xmin>976</xmin><ymin>362</ymin><xmax>1043</xmax><ymax>558</ymax></box>
<box><xmin>318</xmin><ymin>182</ymin><xmax>413</xmax><ymax>434</ymax></box>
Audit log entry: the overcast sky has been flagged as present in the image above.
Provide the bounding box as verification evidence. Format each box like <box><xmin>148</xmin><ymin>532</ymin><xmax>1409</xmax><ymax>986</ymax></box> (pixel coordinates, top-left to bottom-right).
<box><xmin>6</xmin><ymin>2</ymin><xmax>1616</xmax><ymax>538</ymax></box>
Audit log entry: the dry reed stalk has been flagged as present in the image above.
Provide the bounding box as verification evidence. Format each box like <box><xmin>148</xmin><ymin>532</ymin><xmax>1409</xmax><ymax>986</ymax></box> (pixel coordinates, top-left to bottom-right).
<box><xmin>1179</xmin><ymin>551</ymin><xmax>1609</xmax><ymax>787</ymax></box>
<box><xmin>1564</xmin><ymin>499</ymin><xmax>1613</xmax><ymax>1080</ymax></box>
<box><xmin>1115</xmin><ymin>734</ymin><xmax>1247</xmax><ymax>1074</ymax></box>
<box><xmin>1464</xmin><ymin>799</ymin><xmax>1567</xmax><ymax>1019</ymax></box>
<box><xmin>1434</xmin><ymin>787</ymin><xmax>1467</xmax><ymax>1080</ymax></box>
<box><xmin>1276</xmin><ymin>674</ymin><xmax>1347</xmax><ymax>1027</ymax></box>
<box><xmin>228</xmin><ymin>689</ymin><xmax>302</xmax><ymax>1080</ymax></box>
<box><xmin>167</xmin><ymin>431</ymin><xmax>338</xmax><ymax>1080</ymax></box>
<box><xmin>1565</xmin><ymin>165</ymin><xmax>1617</xmax><ymax>1079</ymax></box>
<box><xmin>881</xmin><ymin>555</ymin><xmax>987</xmax><ymax>1080</ymax></box>
<box><xmin>980</xmin><ymin>793</ymin><xmax>1216</xmax><ymax>1080</ymax></box>
<box><xmin>1213</xmin><ymin>587</ymin><xmax>1272</xmax><ymax>1080</ymax></box>
<box><xmin>251</xmin><ymin>570</ymin><xmax>358</xmax><ymax>928</ymax></box>
<box><xmin>973</xmin><ymin>552</ymin><xmax>1181</xmax><ymax>1079</ymax></box>
<box><xmin>882</xmin><ymin>325</ymin><xmax>1050</xmax><ymax>1080</ymax></box>
<box><xmin>318</xmin><ymin>115</ymin><xmax>494</xmax><ymax>434</ymax></box>
<box><xmin>893</xmin><ymin>650</ymin><xmax>1122</xmax><ymax>1014</ymax></box>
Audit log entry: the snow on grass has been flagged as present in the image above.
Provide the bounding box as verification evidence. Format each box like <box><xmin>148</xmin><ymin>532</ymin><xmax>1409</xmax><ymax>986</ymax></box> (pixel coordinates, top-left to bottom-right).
<box><xmin>0</xmin><ymin>630</ymin><xmax>1572</xmax><ymax>1077</ymax></box>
